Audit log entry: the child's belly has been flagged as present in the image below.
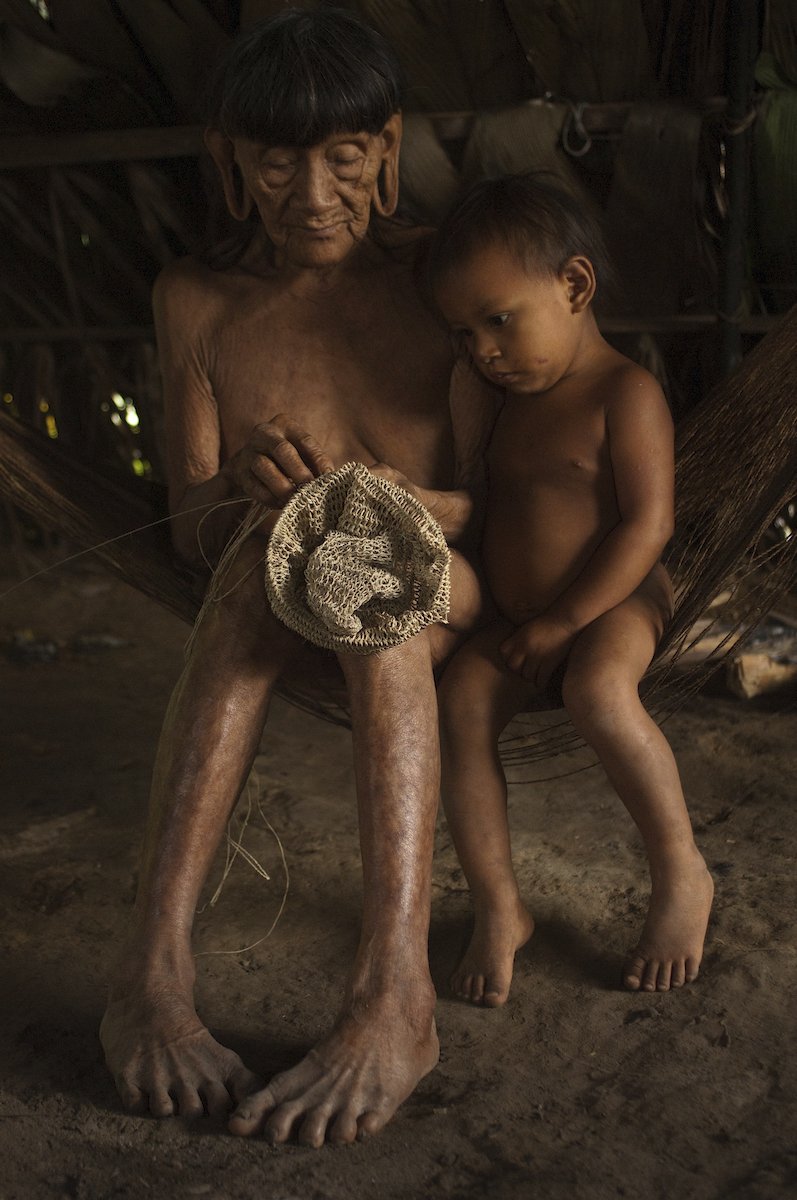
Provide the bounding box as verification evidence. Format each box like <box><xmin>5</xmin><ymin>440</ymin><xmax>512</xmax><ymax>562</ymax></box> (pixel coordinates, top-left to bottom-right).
<box><xmin>482</xmin><ymin>487</ymin><xmax>614</xmax><ymax>621</ymax></box>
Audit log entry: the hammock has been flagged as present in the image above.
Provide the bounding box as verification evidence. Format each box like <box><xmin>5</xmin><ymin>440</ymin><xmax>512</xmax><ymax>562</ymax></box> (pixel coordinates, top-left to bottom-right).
<box><xmin>1</xmin><ymin>305</ymin><xmax>796</xmax><ymax>756</ymax></box>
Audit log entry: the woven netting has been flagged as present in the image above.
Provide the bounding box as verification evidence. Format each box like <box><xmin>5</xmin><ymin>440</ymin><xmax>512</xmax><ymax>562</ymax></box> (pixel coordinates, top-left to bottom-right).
<box><xmin>264</xmin><ymin>462</ymin><xmax>450</xmax><ymax>653</ymax></box>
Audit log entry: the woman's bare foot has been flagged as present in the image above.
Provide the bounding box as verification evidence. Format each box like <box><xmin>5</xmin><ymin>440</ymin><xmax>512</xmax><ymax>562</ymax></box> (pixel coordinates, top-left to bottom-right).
<box><xmin>623</xmin><ymin>848</ymin><xmax>714</xmax><ymax>992</ymax></box>
<box><xmin>100</xmin><ymin>981</ymin><xmax>260</xmax><ymax>1118</ymax></box>
<box><xmin>228</xmin><ymin>982</ymin><xmax>439</xmax><ymax>1146</ymax></box>
<box><xmin>450</xmin><ymin>896</ymin><xmax>534</xmax><ymax>1007</ymax></box>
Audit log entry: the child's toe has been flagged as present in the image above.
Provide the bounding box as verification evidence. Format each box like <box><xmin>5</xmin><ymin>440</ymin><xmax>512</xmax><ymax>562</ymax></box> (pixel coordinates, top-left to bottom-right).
<box><xmin>685</xmin><ymin>956</ymin><xmax>701</xmax><ymax>984</ymax></box>
<box><xmin>471</xmin><ymin>974</ymin><xmax>486</xmax><ymax>1004</ymax></box>
<box><xmin>671</xmin><ymin>960</ymin><xmax>686</xmax><ymax>988</ymax></box>
<box><xmin>622</xmin><ymin>954</ymin><xmax>646</xmax><ymax>990</ymax></box>
<box><xmin>641</xmin><ymin>959</ymin><xmax>660</xmax><ymax>991</ymax></box>
<box><xmin>656</xmin><ymin>962</ymin><xmax>673</xmax><ymax>991</ymax></box>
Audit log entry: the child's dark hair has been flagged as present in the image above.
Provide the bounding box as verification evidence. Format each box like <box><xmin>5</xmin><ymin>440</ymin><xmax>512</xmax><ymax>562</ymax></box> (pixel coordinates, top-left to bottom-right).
<box><xmin>207</xmin><ymin>6</ymin><xmax>404</xmax><ymax>147</ymax></box>
<box><xmin>429</xmin><ymin>173</ymin><xmax>615</xmax><ymax>298</ymax></box>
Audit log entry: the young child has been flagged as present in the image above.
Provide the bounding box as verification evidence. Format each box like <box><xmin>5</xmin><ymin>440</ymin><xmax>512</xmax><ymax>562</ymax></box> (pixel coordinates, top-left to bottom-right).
<box><xmin>429</xmin><ymin>174</ymin><xmax>714</xmax><ymax>1007</ymax></box>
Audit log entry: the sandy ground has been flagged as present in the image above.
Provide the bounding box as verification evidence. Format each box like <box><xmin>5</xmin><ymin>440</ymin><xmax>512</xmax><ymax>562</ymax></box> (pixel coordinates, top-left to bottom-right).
<box><xmin>1</xmin><ymin>562</ymin><xmax>796</xmax><ymax>1200</ymax></box>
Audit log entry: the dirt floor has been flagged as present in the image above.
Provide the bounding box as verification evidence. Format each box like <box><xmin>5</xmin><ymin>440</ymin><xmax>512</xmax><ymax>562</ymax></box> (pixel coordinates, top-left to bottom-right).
<box><xmin>1</xmin><ymin>560</ymin><xmax>796</xmax><ymax>1200</ymax></box>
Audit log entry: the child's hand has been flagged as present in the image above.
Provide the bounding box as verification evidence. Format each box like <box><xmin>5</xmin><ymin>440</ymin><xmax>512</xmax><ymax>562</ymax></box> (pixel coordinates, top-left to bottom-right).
<box><xmin>500</xmin><ymin>615</ymin><xmax>577</xmax><ymax>690</ymax></box>
<box><xmin>368</xmin><ymin>462</ymin><xmax>420</xmax><ymax>500</ymax></box>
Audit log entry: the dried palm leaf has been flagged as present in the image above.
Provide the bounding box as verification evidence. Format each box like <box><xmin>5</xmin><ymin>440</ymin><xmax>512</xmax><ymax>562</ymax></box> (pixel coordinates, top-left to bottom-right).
<box><xmin>241</xmin><ymin>0</ymin><xmax>322</xmax><ymax>21</ymax></box>
<box><xmin>49</xmin><ymin>169</ymin><xmax>153</xmax><ymax>309</ymax></box>
<box><xmin>357</xmin><ymin>0</ymin><xmax>533</xmax><ymax>109</ymax></box>
<box><xmin>353</xmin><ymin>0</ymin><xmax>479</xmax><ymax>110</ymax></box>
<box><xmin>110</xmin><ymin>0</ymin><xmax>228</xmax><ymax>121</ymax></box>
<box><xmin>125</xmin><ymin>162</ymin><xmax>193</xmax><ymax>268</ymax></box>
<box><xmin>647</xmin><ymin>0</ymin><xmax>728</xmax><ymax>98</ymax></box>
<box><xmin>0</xmin><ymin>0</ymin><xmax>62</xmax><ymax>49</ymax></box>
<box><xmin>1</xmin><ymin>0</ymin><xmax>165</xmax><ymax>122</ymax></box>
<box><xmin>0</xmin><ymin>268</ymin><xmax>65</xmax><ymax>328</ymax></box>
<box><xmin>0</xmin><ymin>22</ymin><xmax>97</xmax><ymax>107</ymax></box>
<box><xmin>503</xmin><ymin>0</ymin><xmax>655</xmax><ymax>102</ymax></box>
<box><xmin>0</xmin><ymin>174</ymin><xmax>62</xmax><ymax>264</ymax></box>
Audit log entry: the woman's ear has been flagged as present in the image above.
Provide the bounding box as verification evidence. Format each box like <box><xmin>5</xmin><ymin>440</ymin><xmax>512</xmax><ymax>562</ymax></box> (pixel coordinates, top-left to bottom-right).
<box><xmin>204</xmin><ymin>128</ymin><xmax>253</xmax><ymax>222</ymax></box>
<box><xmin>372</xmin><ymin>112</ymin><xmax>402</xmax><ymax>218</ymax></box>
<box><xmin>562</xmin><ymin>256</ymin><xmax>596</xmax><ymax>312</ymax></box>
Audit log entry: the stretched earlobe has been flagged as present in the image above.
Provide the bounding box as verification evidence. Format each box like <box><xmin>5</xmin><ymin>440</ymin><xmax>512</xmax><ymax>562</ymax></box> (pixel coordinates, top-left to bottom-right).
<box><xmin>373</xmin><ymin>112</ymin><xmax>402</xmax><ymax>218</ymax></box>
<box><xmin>204</xmin><ymin>128</ymin><xmax>253</xmax><ymax>222</ymax></box>
<box><xmin>373</xmin><ymin>158</ymin><xmax>399</xmax><ymax>217</ymax></box>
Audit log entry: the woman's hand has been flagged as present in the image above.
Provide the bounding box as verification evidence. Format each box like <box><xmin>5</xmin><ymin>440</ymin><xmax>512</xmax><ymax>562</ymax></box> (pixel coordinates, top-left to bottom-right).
<box><xmin>223</xmin><ymin>414</ymin><xmax>334</xmax><ymax>508</ymax></box>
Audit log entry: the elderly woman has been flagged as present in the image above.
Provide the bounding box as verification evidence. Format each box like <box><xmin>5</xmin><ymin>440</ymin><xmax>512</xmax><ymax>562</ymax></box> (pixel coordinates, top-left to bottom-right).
<box><xmin>100</xmin><ymin>7</ymin><xmax>492</xmax><ymax>1148</ymax></box>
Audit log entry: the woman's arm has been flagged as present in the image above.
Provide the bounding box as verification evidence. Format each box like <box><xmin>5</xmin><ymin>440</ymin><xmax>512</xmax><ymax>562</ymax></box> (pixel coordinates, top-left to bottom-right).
<box><xmin>155</xmin><ymin>263</ymin><xmax>332</xmax><ymax>567</ymax></box>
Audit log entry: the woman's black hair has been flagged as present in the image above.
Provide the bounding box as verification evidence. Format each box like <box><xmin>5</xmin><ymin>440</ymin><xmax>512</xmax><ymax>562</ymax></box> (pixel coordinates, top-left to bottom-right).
<box><xmin>429</xmin><ymin>173</ymin><xmax>615</xmax><ymax>297</ymax></box>
<box><xmin>207</xmin><ymin>6</ymin><xmax>404</xmax><ymax>146</ymax></box>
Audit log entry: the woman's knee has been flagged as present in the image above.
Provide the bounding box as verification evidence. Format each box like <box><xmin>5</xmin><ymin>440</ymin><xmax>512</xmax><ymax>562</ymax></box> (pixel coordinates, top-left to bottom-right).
<box><xmin>198</xmin><ymin>538</ymin><xmax>299</xmax><ymax>661</ymax></box>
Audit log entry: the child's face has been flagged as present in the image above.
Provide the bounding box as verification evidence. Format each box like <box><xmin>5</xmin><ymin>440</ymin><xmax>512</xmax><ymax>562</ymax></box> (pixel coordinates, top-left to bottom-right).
<box><xmin>435</xmin><ymin>241</ymin><xmax>592</xmax><ymax>395</ymax></box>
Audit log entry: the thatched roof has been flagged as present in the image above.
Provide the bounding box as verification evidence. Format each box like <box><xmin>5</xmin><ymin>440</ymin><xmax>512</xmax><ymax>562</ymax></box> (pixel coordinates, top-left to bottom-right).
<box><xmin>0</xmin><ymin>4</ymin><xmax>779</xmax><ymax>433</ymax></box>
<box><xmin>0</xmin><ymin>1</ymin><xmax>790</xmax><ymax>463</ymax></box>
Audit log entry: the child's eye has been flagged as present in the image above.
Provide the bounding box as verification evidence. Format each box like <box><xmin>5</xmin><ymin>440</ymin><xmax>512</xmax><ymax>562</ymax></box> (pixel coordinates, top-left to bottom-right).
<box><xmin>487</xmin><ymin>313</ymin><xmax>510</xmax><ymax>328</ymax></box>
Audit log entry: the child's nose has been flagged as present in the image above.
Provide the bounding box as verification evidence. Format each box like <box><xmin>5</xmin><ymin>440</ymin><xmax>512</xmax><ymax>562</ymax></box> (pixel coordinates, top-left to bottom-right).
<box><xmin>473</xmin><ymin>332</ymin><xmax>501</xmax><ymax>362</ymax></box>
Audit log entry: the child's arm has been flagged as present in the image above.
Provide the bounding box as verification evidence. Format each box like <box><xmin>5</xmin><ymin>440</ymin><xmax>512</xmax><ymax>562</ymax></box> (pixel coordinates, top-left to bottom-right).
<box><xmin>371</xmin><ymin>358</ymin><xmax>502</xmax><ymax>546</ymax></box>
<box><xmin>502</xmin><ymin>369</ymin><xmax>674</xmax><ymax>687</ymax></box>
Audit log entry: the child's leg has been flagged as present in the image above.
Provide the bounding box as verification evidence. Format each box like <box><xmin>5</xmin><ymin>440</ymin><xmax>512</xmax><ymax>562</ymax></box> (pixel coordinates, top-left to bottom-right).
<box><xmin>562</xmin><ymin>591</ymin><xmax>714</xmax><ymax>993</ymax></box>
<box><xmin>438</xmin><ymin>621</ymin><xmax>536</xmax><ymax>1007</ymax></box>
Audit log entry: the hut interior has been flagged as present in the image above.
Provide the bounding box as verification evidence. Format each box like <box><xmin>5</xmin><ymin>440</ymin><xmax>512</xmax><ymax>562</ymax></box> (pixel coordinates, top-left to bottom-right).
<box><xmin>0</xmin><ymin>4</ymin><xmax>795</xmax><ymax>1199</ymax></box>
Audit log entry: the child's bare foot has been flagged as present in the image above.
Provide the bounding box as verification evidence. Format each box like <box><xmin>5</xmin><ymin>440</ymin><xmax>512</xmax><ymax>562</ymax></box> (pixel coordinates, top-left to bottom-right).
<box><xmin>450</xmin><ymin>897</ymin><xmax>534</xmax><ymax>1007</ymax></box>
<box><xmin>623</xmin><ymin>848</ymin><xmax>714</xmax><ymax>992</ymax></box>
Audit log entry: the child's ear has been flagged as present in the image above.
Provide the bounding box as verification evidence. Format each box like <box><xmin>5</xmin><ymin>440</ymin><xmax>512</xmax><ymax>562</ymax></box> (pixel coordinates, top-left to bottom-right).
<box><xmin>562</xmin><ymin>256</ymin><xmax>596</xmax><ymax>313</ymax></box>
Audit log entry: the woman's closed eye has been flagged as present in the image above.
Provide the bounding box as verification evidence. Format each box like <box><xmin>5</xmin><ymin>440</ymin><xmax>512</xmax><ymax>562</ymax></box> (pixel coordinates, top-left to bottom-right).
<box><xmin>330</xmin><ymin>155</ymin><xmax>364</xmax><ymax>178</ymax></box>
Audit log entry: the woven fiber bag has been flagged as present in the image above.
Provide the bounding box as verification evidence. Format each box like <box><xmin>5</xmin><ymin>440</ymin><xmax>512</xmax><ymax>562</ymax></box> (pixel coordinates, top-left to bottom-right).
<box><xmin>265</xmin><ymin>462</ymin><xmax>451</xmax><ymax>653</ymax></box>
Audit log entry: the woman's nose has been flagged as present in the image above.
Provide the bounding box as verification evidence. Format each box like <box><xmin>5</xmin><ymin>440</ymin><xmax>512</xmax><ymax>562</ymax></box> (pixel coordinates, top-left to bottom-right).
<box><xmin>293</xmin><ymin>158</ymin><xmax>336</xmax><ymax>213</ymax></box>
